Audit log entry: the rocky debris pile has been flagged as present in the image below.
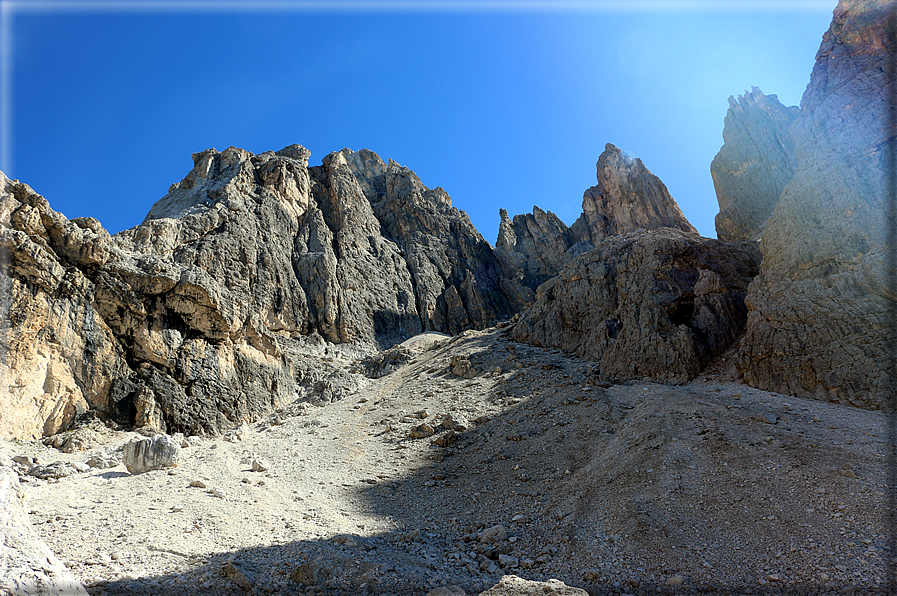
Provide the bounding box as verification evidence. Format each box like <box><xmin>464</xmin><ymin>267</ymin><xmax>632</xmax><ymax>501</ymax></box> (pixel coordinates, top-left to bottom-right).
<box><xmin>512</xmin><ymin>229</ymin><xmax>760</xmax><ymax>384</ymax></box>
<box><xmin>732</xmin><ymin>0</ymin><xmax>895</xmax><ymax>408</ymax></box>
<box><xmin>4</xmin><ymin>325</ymin><xmax>889</xmax><ymax>594</ymax></box>
<box><xmin>497</xmin><ymin>144</ymin><xmax>699</xmax><ymax>299</ymax></box>
<box><xmin>711</xmin><ymin>87</ymin><xmax>799</xmax><ymax>242</ymax></box>
<box><xmin>0</xmin><ymin>460</ymin><xmax>88</xmax><ymax>595</ymax></box>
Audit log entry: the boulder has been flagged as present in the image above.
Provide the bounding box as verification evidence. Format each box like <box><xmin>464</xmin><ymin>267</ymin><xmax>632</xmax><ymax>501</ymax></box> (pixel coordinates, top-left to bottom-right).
<box><xmin>478</xmin><ymin>575</ymin><xmax>587</xmax><ymax>596</ymax></box>
<box><xmin>122</xmin><ymin>434</ymin><xmax>181</xmax><ymax>474</ymax></box>
<box><xmin>513</xmin><ymin>229</ymin><xmax>760</xmax><ymax>384</ymax></box>
<box><xmin>711</xmin><ymin>87</ymin><xmax>800</xmax><ymax>241</ymax></box>
<box><xmin>736</xmin><ymin>0</ymin><xmax>895</xmax><ymax>408</ymax></box>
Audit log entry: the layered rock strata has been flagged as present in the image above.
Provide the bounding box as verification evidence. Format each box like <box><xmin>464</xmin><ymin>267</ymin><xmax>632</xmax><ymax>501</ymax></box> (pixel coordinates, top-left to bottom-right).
<box><xmin>735</xmin><ymin>0</ymin><xmax>896</xmax><ymax>407</ymax></box>
<box><xmin>711</xmin><ymin>87</ymin><xmax>800</xmax><ymax>242</ymax></box>
<box><xmin>0</xmin><ymin>146</ymin><xmax>515</xmax><ymax>439</ymax></box>
<box><xmin>496</xmin><ymin>144</ymin><xmax>698</xmax><ymax>296</ymax></box>
<box><xmin>512</xmin><ymin>229</ymin><xmax>760</xmax><ymax>384</ymax></box>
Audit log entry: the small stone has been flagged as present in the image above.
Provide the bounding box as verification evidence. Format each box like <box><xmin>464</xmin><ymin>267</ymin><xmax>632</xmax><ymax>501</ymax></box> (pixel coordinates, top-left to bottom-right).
<box><xmin>753</xmin><ymin>412</ymin><xmax>778</xmax><ymax>424</ymax></box>
<box><xmin>426</xmin><ymin>587</ymin><xmax>465</xmax><ymax>596</ymax></box>
<box><xmin>838</xmin><ymin>465</ymin><xmax>858</xmax><ymax>479</ymax></box>
<box><xmin>223</xmin><ymin>559</ymin><xmax>254</xmax><ymax>590</ymax></box>
<box><xmin>665</xmin><ymin>575</ymin><xmax>683</xmax><ymax>586</ymax></box>
<box><xmin>432</xmin><ymin>430</ymin><xmax>457</xmax><ymax>447</ymax></box>
<box><xmin>410</xmin><ymin>424</ymin><xmax>435</xmax><ymax>439</ymax></box>
<box><xmin>479</xmin><ymin>524</ymin><xmax>507</xmax><ymax>544</ymax></box>
<box><xmin>122</xmin><ymin>435</ymin><xmax>180</xmax><ymax>474</ymax></box>
<box><xmin>12</xmin><ymin>455</ymin><xmax>35</xmax><ymax>467</ymax></box>
<box><xmin>209</xmin><ymin>487</ymin><xmax>226</xmax><ymax>498</ymax></box>
<box><xmin>442</xmin><ymin>413</ymin><xmax>469</xmax><ymax>431</ymax></box>
<box><xmin>767</xmin><ymin>573</ymin><xmax>782</xmax><ymax>581</ymax></box>
<box><xmin>583</xmin><ymin>570</ymin><xmax>600</xmax><ymax>582</ymax></box>
<box><xmin>251</xmin><ymin>458</ymin><xmax>271</xmax><ymax>472</ymax></box>
<box><xmin>497</xmin><ymin>554</ymin><xmax>519</xmax><ymax>568</ymax></box>
<box><xmin>189</xmin><ymin>480</ymin><xmax>207</xmax><ymax>488</ymax></box>
<box><xmin>171</xmin><ymin>506</ymin><xmax>183</xmax><ymax>513</ymax></box>
<box><xmin>403</xmin><ymin>529</ymin><xmax>424</xmax><ymax>543</ymax></box>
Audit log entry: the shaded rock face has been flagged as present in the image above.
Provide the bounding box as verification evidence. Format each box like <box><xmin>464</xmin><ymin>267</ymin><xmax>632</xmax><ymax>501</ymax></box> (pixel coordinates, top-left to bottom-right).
<box><xmin>497</xmin><ymin>144</ymin><xmax>697</xmax><ymax>297</ymax></box>
<box><xmin>736</xmin><ymin>0</ymin><xmax>896</xmax><ymax>408</ymax></box>
<box><xmin>711</xmin><ymin>87</ymin><xmax>800</xmax><ymax>242</ymax></box>
<box><xmin>1</xmin><ymin>146</ymin><xmax>516</xmax><ymax>439</ymax></box>
<box><xmin>571</xmin><ymin>143</ymin><xmax>698</xmax><ymax>244</ymax></box>
<box><xmin>512</xmin><ymin>229</ymin><xmax>760</xmax><ymax>384</ymax></box>
<box><xmin>327</xmin><ymin>149</ymin><xmax>516</xmax><ymax>334</ymax></box>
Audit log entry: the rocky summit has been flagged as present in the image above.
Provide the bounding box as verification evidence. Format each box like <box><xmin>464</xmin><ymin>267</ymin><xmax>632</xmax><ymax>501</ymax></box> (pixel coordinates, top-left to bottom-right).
<box><xmin>1</xmin><ymin>0</ymin><xmax>895</xmax><ymax>594</ymax></box>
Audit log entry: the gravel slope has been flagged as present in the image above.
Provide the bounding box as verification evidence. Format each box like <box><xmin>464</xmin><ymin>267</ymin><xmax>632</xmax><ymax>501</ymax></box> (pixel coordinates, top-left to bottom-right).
<box><xmin>5</xmin><ymin>326</ymin><xmax>892</xmax><ymax>595</ymax></box>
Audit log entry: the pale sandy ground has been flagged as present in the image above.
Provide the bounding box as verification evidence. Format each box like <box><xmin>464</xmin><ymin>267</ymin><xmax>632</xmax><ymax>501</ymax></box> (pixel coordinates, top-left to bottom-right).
<box><xmin>5</xmin><ymin>326</ymin><xmax>893</xmax><ymax>595</ymax></box>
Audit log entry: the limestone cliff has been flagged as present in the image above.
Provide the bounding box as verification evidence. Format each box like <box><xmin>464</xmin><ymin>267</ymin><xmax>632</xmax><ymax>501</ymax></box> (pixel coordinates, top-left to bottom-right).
<box><xmin>735</xmin><ymin>0</ymin><xmax>896</xmax><ymax>407</ymax></box>
<box><xmin>497</xmin><ymin>144</ymin><xmax>698</xmax><ymax>296</ymax></box>
<box><xmin>512</xmin><ymin>229</ymin><xmax>760</xmax><ymax>384</ymax></box>
<box><xmin>711</xmin><ymin>87</ymin><xmax>800</xmax><ymax>242</ymax></box>
<box><xmin>0</xmin><ymin>146</ymin><xmax>515</xmax><ymax>439</ymax></box>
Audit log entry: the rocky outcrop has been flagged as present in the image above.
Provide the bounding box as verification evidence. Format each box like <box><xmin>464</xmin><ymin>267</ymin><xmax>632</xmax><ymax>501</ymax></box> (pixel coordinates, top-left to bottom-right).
<box><xmin>571</xmin><ymin>143</ymin><xmax>698</xmax><ymax>244</ymax></box>
<box><xmin>494</xmin><ymin>207</ymin><xmax>580</xmax><ymax>302</ymax></box>
<box><xmin>497</xmin><ymin>144</ymin><xmax>698</xmax><ymax>297</ymax></box>
<box><xmin>712</xmin><ymin>87</ymin><xmax>800</xmax><ymax>242</ymax></box>
<box><xmin>0</xmin><ymin>461</ymin><xmax>88</xmax><ymax>595</ymax></box>
<box><xmin>736</xmin><ymin>0</ymin><xmax>895</xmax><ymax>408</ymax></box>
<box><xmin>513</xmin><ymin>229</ymin><xmax>760</xmax><ymax>384</ymax></box>
<box><xmin>1</xmin><ymin>146</ymin><xmax>518</xmax><ymax>440</ymax></box>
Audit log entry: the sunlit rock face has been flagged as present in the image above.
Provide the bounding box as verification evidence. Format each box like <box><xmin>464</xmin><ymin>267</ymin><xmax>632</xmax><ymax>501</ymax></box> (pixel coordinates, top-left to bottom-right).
<box><xmin>0</xmin><ymin>146</ymin><xmax>516</xmax><ymax>439</ymax></box>
<box><xmin>711</xmin><ymin>87</ymin><xmax>799</xmax><ymax>242</ymax></box>
<box><xmin>736</xmin><ymin>0</ymin><xmax>896</xmax><ymax>408</ymax></box>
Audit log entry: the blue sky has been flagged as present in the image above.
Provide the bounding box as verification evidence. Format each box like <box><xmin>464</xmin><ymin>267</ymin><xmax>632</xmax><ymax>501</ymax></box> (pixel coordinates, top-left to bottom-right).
<box><xmin>3</xmin><ymin>1</ymin><xmax>834</xmax><ymax>243</ymax></box>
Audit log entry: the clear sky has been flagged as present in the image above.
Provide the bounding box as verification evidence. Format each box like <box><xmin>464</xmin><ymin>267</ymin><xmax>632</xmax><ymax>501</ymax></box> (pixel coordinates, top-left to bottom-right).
<box><xmin>3</xmin><ymin>1</ymin><xmax>835</xmax><ymax>243</ymax></box>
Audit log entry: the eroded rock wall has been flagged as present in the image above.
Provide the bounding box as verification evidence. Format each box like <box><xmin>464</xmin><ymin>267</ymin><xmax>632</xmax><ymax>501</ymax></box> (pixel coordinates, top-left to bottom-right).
<box><xmin>736</xmin><ymin>0</ymin><xmax>896</xmax><ymax>407</ymax></box>
<box><xmin>1</xmin><ymin>145</ymin><xmax>519</xmax><ymax>439</ymax></box>
<box><xmin>711</xmin><ymin>87</ymin><xmax>800</xmax><ymax>242</ymax></box>
<box><xmin>513</xmin><ymin>229</ymin><xmax>760</xmax><ymax>384</ymax></box>
<box><xmin>497</xmin><ymin>144</ymin><xmax>698</xmax><ymax>298</ymax></box>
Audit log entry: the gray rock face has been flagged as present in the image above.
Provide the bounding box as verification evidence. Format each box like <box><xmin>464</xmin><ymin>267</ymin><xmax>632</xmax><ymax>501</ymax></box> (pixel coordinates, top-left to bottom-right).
<box><xmin>0</xmin><ymin>464</ymin><xmax>88</xmax><ymax>595</ymax></box>
<box><xmin>497</xmin><ymin>144</ymin><xmax>698</xmax><ymax>298</ymax></box>
<box><xmin>122</xmin><ymin>434</ymin><xmax>181</xmax><ymax>474</ymax></box>
<box><xmin>711</xmin><ymin>87</ymin><xmax>799</xmax><ymax>241</ymax></box>
<box><xmin>513</xmin><ymin>229</ymin><xmax>760</xmax><ymax>384</ymax></box>
<box><xmin>571</xmin><ymin>143</ymin><xmax>698</xmax><ymax>245</ymax></box>
<box><xmin>1</xmin><ymin>145</ymin><xmax>518</xmax><ymax>439</ymax></box>
<box><xmin>736</xmin><ymin>0</ymin><xmax>895</xmax><ymax>408</ymax></box>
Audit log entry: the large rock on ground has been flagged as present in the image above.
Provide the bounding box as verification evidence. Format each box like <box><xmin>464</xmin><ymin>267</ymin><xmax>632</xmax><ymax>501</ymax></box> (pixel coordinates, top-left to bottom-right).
<box><xmin>736</xmin><ymin>0</ymin><xmax>895</xmax><ymax>408</ymax></box>
<box><xmin>122</xmin><ymin>434</ymin><xmax>181</xmax><ymax>474</ymax></box>
<box><xmin>478</xmin><ymin>575</ymin><xmax>587</xmax><ymax>596</ymax></box>
<box><xmin>0</xmin><ymin>464</ymin><xmax>88</xmax><ymax>594</ymax></box>
<box><xmin>711</xmin><ymin>87</ymin><xmax>800</xmax><ymax>241</ymax></box>
<box><xmin>513</xmin><ymin>229</ymin><xmax>760</xmax><ymax>384</ymax></box>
